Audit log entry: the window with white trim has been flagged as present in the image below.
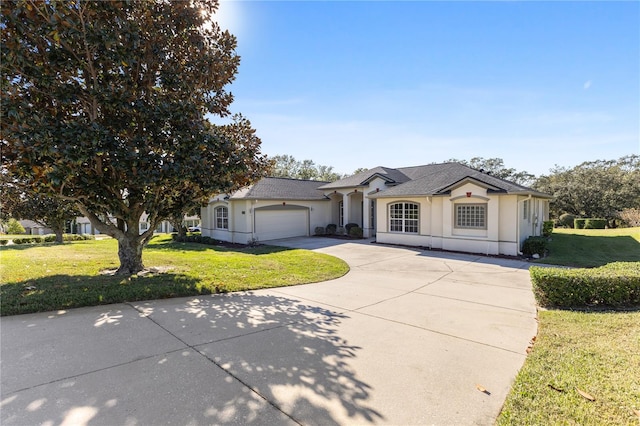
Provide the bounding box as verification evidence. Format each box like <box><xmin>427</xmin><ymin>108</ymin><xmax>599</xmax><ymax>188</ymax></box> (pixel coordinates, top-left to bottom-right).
<box><xmin>523</xmin><ymin>199</ymin><xmax>530</xmax><ymax>220</ymax></box>
<box><xmin>215</xmin><ymin>206</ymin><xmax>228</xmax><ymax>229</ymax></box>
<box><xmin>339</xmin><ymin>201</ymin><xmax>344</xmax><ymax>227</ymax></box>
<box><xmin>455</xmin><ymin>204</ymin><xmax>486</xmax><ymax>229</ymax></box>
<box><xmin>389</xmin><ymin>202</ymin><xmax>419</xmax><ymax>233</ymax></box>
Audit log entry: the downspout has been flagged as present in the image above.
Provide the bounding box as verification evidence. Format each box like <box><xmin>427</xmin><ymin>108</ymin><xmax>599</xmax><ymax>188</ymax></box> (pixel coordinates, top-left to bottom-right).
<box><xmin>426</xmin><ymin>196</ymin><xmax>433</xmax><ymax>249</ymax></box>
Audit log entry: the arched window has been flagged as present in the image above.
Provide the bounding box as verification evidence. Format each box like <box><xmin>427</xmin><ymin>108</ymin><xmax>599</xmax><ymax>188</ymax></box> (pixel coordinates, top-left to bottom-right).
<box><xmin>389</xmin><ymin>202</ymin><xmax>418</xmax><ymax>233</ymax></box>
<box><xmin>215</xmin><ymin>206</ymin><xmax>228</xmax><ymax>229</ymax></box>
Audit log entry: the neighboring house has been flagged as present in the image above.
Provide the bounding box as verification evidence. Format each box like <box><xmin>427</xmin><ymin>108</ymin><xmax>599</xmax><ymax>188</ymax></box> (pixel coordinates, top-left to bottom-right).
<box><xmin>201</xmin><ymin>162</ymin><xmax>552</xmax><ymax>256</ymax></box>
<box><xmin>74</xmin><ymin>215</ymin><xmax>200</xmax><ymax>235</ymax></box>
<box><xmin>19</xmin><ymin>220</ymin><xmax>52</xmax><ymax>235</ymax></box>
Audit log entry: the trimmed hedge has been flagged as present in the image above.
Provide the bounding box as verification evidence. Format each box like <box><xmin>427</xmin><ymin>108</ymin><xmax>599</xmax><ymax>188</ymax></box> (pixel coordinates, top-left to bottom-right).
<box><xmin>522</xmin><ymin>236</ymin><xmax>547</xmax><ymax>256</ymax></box>
<box><xmin>542</xmin><ymin>220</ymin><xmax>554</xmax><ymax>237</ymax></box>
<box><xmin>9</xmin><ymin>234</ymin><xmax>94</xmax><ymax>245</ymax></box>
<box><xmin>574</xmin><ymin>218</ymin><xmax>607</xmax><ymax>230</ymax></box>
<box><xmin>13</xmin><ymin>237</ymin><xmax>44</xmax><ymax>244</ymax></box>
<box><xmin>0</xmin><ymin>239</ymin><xmax>8</xmax><ymax>246</ymax></box>
<box><xmin>530</xmin><ymin>262</ymin><xmax>640</xmax><ymax>308</ymax></box>
<box><xmin>314</xmin><ymin>226</ymin><xmax>325</xmax><ymax>236</ymax></box>
<box><xmin>325</xmin><ymin>224</ymin><xmax>337</xmax><ymax>235</ymax></box>
<box><xmin>584</xmin><ymin>218</ymin><xmax>607</xmax><ymax>229</ymax></box>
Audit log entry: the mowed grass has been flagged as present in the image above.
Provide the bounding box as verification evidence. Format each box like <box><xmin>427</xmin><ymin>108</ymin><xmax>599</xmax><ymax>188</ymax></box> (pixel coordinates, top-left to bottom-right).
<box><xmin>499</xmin><ymin>227</ymin><xmax>640</xmax><ymax>425</ymax></box>
<box><xmin>0</xmin><ymin>235</ymin><xmax>349</xmax><ymax>316</ymax></box>
<box><xmin>539</xmin><ymin>227</ymin><xmax>640</xmax><ymax>267</ymax></box>
<box><xmin>498</xmin><ymin>310</ymin><xmax>640</xmax><ymax>425</ymax></box>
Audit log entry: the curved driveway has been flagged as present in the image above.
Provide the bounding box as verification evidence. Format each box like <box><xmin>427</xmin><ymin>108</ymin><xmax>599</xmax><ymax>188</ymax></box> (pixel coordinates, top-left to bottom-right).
<box><xmin>1</xmin><ymin>238</ymin><xmax>537</xmax><ymax>425</ymax></box>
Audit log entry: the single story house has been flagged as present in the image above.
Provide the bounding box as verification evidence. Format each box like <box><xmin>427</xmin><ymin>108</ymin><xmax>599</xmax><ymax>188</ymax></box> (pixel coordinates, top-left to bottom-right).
<box><xmin>201</xmin><ymin>162</ymin><xmax>552</xmax><ymax>256</ymax></box>
<box><xmin>74</xmin><ymin>215</ymin><xmax>200</xmax><ymax>235</ymax></box>
<box><xmin>19</xmin><ymin>220</ymin><xmax>52</xmax><ymax>235</ymax></box>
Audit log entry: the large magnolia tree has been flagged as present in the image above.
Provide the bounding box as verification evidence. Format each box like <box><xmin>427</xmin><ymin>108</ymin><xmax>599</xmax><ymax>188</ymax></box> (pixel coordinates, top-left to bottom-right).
<box><xmin>1</xmin><ymin>0</ymin><xmax>269</xmax><ymax>274</ymax></box>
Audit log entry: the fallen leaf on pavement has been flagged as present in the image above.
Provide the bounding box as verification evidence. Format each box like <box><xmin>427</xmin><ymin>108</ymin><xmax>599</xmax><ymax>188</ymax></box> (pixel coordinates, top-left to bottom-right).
<box><xmin>476</xmin><ymin>384</ymin><xmax>490</xmax><ymax>395</ymax></box>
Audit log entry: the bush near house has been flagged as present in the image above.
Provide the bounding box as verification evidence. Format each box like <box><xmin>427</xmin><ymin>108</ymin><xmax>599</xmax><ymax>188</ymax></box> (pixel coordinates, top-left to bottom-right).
<box><xmin>325</xmin><ymin>224</ymin><xmax>337</xmax><ymax>235</ymax></box>
<box><xmin>345</xmin><ymin>223</ymin><xmax>359</xmax><ymax>235</ymax></box>
<box><xmin>530</xmin><ymin>262</ymin><xmax>640</xmax><ymax>308</ymax></box>
<box><xmin>542</xmin><ymin>220</ymin><xmax>554</xmax><ymax>237</ymax></box>
<box><xmin>314</xmin><ymin>226</ymin><xmax>325</xmax><ymax>236</ymax></box>
<box><xmin>349</xmin><ymin>226</ymin><xmax>363</xmax><ymax>238</ymax></box>
<box><xmin>522</xmin><ymin>236</ymin><xmax>547</xmax><ymax>256</ymax></box>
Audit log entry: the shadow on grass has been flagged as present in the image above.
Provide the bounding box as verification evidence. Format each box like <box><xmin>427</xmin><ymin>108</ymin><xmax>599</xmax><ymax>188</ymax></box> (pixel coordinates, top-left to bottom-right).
<box><xmin>147</xmin><ymin>238</ymin><xmax>295</xmax><ymax>255</ymax></box>
<box><xmin>0</xmin><ymin>272</ymin><xmax>216</xmax><ymax>317</ymax></box>
<box><xmin>541</xmin><ymin>234</ymin><xmax>640</xmax><ymax>267</ymax></box>
<box><xmin>1</xmin><ymin>292</ymin><xmax>384</xmax><ymax>425</ymax></box>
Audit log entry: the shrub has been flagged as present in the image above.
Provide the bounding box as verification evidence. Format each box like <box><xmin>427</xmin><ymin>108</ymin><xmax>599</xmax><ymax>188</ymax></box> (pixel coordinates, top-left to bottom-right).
<box><xmin>522</xmin><ymin>236</ymin><xmax>547</xmax><ymax>256</ymax></box>
<box><xmin>348</xmin><ymin>226</ymin><xmax>363</xmax><ymax>238</ymax></box>
<box><xmin>62</xmin><ymin>234</ymin><xmax>94</xmax><ymax>241</ymax></box>
<box><xmin>345</xmin><ymin>223</ymin><xmax>359</xmax><ymax>234</ymax></box>
<box><xmin>314</xmin><ymin>226</ymin><xmax>325</xmax><ymax>236</ymax></box>
<box><xmin>0</xmin><ymin>239</ymin><xmax>8</xmax><ymax>246</ymax></box>
<box><xmin>530</xmin><ymin>262</ymin><xmax>640</xmax><ymax>308</ymax></box>
<box><xmin>542</xmin><ymin>220</ymin><xmax>554</xmax><ymax>237</ymax></box>
<box><xmin>13</xmin><ymin>237</ymin><xmax>43</xmax><ymax>244</ymax></box>
<box><xmin>336</xmin><ymin>226</ymin><xmax>345</xmax><ymax>235</ymax></box>
<box><xmin>44</xmin><ymin>235</ymin><xmax>57</xmax><ymax>243</ymax></box>
<box><xmin>325</xmin><ymin>224</ymin><xmax>337</xmax><ymax>235</ymax></box>
<box><xmin>574</xmin><ymin>218</ymin><xmax>586</xmax><ymax>229</ymax></box>
<box><xmin>558</xmin><ymin>213</ymin><xmax>575</xmax><ymax>228</ymax></box>
<box><xmin>584</xmin><ymin>218</ymin><xmax>607</xmax><ymax>229</ymax></box>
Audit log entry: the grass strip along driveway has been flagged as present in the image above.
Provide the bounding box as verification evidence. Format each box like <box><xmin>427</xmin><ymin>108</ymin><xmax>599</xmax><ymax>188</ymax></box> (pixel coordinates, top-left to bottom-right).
<box><xmin>498</xmin><ymin>227</ymin><xmax>640</xmax><ymax>425</ymax></box>
<box><xmin>0</xmin><ymin>235</ymin><xmax>349</xmax><ymax>316</ymax></box>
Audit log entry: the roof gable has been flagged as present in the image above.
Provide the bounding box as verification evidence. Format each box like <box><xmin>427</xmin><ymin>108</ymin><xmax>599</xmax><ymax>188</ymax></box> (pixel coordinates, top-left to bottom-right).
<box><xmin>370</xmin><ymin>163</ymin><xmax>550</xmax><ymax>198</ymax></box>
<box><xmin>318</xmin><ymin>166</ymin><xmax>410</xmax><ymax>189</ymax></box>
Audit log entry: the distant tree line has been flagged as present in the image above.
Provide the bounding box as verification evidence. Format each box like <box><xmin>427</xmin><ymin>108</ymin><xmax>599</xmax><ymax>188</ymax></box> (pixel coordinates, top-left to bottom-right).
<box><xmin>270</xmin><ymin>155</ymin><xmax>367</xmax><ymax>182</ymax></box>
<box><xmin>534</xmin><ymin>155</ymin><xmax>639</xmax><ymax>224</ymax></box>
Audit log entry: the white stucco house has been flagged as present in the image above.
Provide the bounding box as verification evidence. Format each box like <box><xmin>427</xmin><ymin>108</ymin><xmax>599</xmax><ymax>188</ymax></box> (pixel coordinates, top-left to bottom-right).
<box><xmin>201</xmin><ymin>162</ymin><xmax>552</xmax><ymax>256</ymax></box>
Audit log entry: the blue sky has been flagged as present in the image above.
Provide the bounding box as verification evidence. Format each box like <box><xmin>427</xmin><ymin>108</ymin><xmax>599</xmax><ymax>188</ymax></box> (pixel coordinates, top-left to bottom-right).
<box><xmin>213</xmin><ymin>1</ymin><xmax>639</xmax><ymax>177</ymax></box>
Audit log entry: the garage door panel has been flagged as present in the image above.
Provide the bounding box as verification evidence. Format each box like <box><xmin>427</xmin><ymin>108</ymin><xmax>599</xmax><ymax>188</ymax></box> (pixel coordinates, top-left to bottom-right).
<box><xmin>255</xmin><ymin>209</ymin><xmax>308</xmax><ymax>241</ymax></box>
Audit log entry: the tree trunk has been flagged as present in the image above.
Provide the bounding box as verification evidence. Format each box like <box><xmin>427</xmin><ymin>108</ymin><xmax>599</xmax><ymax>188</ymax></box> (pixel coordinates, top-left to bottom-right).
<box><xmin>171</xmin><ymin>217</ymin><xmax>186</xmax><ymax>238</ymax></box>
<box><xmin>54</xmin><ymin>229</ymin><xmax>64</xmax><ymax>244</ymax></box>
<box><xmin>116</xmin><ymin>235</ymin><xmax>145</xmax><ymax>275</ymax></box>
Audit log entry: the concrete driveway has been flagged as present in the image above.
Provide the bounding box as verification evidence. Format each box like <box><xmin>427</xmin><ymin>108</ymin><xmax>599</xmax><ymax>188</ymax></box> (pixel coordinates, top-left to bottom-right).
<box><xmin>1</xmin><ymin>238</ymin><xmax>537</xmax><ymax>425</ymax></box>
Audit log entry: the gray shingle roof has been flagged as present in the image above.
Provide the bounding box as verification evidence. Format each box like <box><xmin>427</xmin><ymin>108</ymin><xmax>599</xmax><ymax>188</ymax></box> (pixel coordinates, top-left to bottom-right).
<box><xmin>230</xmin><ymin>177</ymin><xmax>330</xmax><ymax>201</ymax></box>
<box><xmin>370</xmin><ymin>162</ymin><xmax>550</xmax><ymax>198</ymax></box>
<box><xmin>318</xmin><ymin>166</ymin><xmax>411</xmax><ymax>189</ymax></box>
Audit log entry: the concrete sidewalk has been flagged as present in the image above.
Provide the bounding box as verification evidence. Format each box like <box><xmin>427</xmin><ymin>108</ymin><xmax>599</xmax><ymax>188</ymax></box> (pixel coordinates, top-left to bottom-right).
<box><xmin>1</xmin><ymin>238</ymin><xmax>537</xmax><ymax>425</ymax></box>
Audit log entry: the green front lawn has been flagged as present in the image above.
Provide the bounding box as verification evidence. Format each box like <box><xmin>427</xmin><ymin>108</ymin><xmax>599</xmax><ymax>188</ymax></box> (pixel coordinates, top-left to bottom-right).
<box><xmin>539</xmin><ymin>227</ymin><xmax>640</xmax><ymax>267</ymax></box>
<box><xmin>499</xmin><ymin>227</ymin><xmax>640</xmax><ymax>425</ymax></box>
<box><xmin>498</xmin><ymin>310</ymin><xmax>640</xmax><ymax>425</ymax></box>
<box><xmin>0</xmin><ymin>235</ymin><xmax>349</xmax><ymax>316</ymax></box>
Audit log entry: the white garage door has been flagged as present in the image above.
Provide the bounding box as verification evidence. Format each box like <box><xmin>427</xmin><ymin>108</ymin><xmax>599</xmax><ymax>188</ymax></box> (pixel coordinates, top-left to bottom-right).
<box><xmin>255</xmin><ymin>209</ymin><xmax>308</xmax><ymax>241</ymax></box>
